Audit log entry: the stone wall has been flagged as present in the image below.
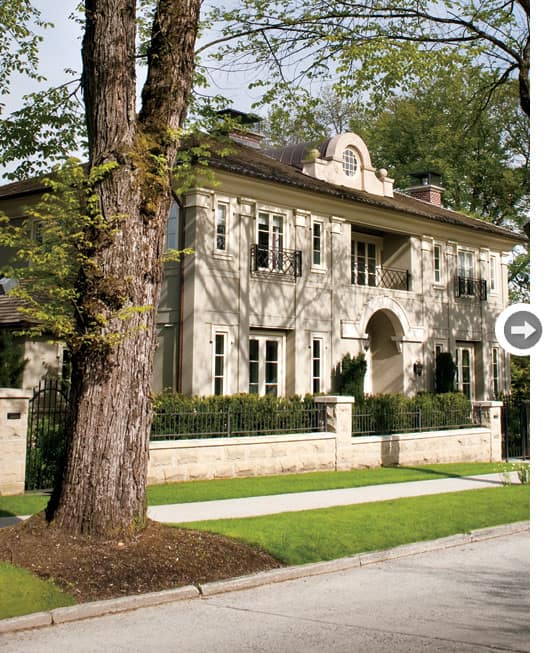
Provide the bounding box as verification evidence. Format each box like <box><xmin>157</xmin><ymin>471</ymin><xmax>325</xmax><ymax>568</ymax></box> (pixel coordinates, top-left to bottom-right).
<box><xmin>0</xmin><ymin>388</ymin><xmax>32</xmax><ymax>495</ymax></box>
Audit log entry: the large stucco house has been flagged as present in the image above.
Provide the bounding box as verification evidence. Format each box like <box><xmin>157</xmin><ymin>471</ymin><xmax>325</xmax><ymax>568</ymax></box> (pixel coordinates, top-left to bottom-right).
<box><xmin>1</xmin><ymin>123</ymin><xmax>525</xmax><ymax>399</ymax></box>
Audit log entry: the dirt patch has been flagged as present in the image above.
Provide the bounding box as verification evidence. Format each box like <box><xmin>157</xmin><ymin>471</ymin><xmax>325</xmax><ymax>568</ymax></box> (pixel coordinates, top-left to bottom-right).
<box><xmin>0</xmin><ymin>513</ymin><xmax>282</xmax><ymax>603</ymax></box>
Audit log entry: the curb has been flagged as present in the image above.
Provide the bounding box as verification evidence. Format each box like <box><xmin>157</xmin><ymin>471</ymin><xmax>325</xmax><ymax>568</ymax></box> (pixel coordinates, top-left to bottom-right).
<box><xmin>0</xmin><ymin>521</ymin><xmax>529</xmax><ymax>634</ymax></box>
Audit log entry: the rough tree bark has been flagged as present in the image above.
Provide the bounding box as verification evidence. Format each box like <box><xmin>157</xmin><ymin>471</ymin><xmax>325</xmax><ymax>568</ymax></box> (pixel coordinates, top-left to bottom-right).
<box><xmin>47</xmin><ymin>0</ymin><xmax>202</xmax><ymax>537</ymax></box>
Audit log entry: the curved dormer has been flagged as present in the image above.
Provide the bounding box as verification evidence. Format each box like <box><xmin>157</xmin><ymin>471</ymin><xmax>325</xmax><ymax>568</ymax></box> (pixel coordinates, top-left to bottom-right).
<box><xmin>303</xmin><ymin>133</ymin><xmax>394</xmax><ymax>197</ymax></box>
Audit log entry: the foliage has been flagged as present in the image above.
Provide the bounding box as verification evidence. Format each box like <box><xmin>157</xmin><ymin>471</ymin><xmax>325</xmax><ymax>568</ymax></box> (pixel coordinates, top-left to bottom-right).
<box><xmin>0</xmin><ymin>330</ymin><xmax>27</xmax><ymax>387</ymax></box>
<box><xmin>332</xmin><ymin>352</ymin><xmax>367</xmax><ymax>402</ymax></box>
<box><xmin>26</xmin><ymin>414</ymin><xmax>69</xmax><ymax>491</ymax></box>
<box><xmin>207</xmin><ymin>0</ymin><xmax>530</xmax><ymax>117</ymax></box>
<box><xmin>353</xmin><ymin>392</ymin><xmax>472</xmax><ymax>435</ymax></box>
<box><xmin>152</xmin><ymin>391</ymin><xmax>319</xmax><ymax>438</ymax></box>
<box><xmin>510</xmin><ymin>355</ymin><xmax>529</xmax><ymax>400</ymax></box>
<box><xmin>435</xmin><ymin>353</ymin><xmax>457</xmax><ymax>394</ymax></box>
<box><xmin>499</xmin><ymin>461</ymin><xmax>530</xmax><ymax>485</ymax></box>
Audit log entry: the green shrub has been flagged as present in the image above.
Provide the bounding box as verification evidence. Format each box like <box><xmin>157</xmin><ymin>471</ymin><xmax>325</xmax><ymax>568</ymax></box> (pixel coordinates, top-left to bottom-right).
<box><xmin>332</xmin><ymin>352</ymin><xmax>366</xmax><ymax>402</ymax></box>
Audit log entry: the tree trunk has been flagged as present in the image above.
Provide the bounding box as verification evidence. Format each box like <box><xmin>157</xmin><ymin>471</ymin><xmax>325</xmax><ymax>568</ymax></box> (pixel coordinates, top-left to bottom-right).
<box><xmin>47</xmin><ymin>0</ymin><xmax>202</xmax><ymax>537</ymax></box>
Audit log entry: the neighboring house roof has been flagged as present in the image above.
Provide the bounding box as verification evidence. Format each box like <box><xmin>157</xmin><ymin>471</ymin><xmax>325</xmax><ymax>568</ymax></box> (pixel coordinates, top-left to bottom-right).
<box><xmin>0</xmin><ymin>294</ymin><xmax>30</xmax><ymax>326</ymax></box>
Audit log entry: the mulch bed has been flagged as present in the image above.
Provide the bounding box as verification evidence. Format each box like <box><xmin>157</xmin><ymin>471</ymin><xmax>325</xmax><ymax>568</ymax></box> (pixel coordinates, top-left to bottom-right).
<box><xmin>0</xmin><ymin>513</ymin><xmax>283</xmax><ymax>603</ymax></box>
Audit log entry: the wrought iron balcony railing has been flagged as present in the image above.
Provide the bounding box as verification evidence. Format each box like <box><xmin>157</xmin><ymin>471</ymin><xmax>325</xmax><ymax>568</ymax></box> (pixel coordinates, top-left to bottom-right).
<box><xmin>455</xmin><ymin>275</ymin><xmax>488</xmax><ymax>301</ymax></box>
<box><xmin>351</xmin><ymin>265</ymin><xmax>411</xmax><ymax>291</ymax></box>
<box><xmin>250</xmin><ymin>244</ymin><xmax>302</xmax><ymax>280</ymax></box>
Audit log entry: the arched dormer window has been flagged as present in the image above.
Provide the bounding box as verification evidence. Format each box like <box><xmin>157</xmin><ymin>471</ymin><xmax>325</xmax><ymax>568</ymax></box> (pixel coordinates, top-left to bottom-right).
<box><xmin>342</xmin><ymin>148</ymin><xmax>359</xmax><ymax>177</ymax></box>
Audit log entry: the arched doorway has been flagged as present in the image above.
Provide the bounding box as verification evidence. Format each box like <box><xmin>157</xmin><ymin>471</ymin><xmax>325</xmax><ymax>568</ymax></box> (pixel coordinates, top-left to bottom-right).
<box><xmin>363</xmin><ymin>304</ymin><xmax>407</xmax><ymax>395</ymax></box>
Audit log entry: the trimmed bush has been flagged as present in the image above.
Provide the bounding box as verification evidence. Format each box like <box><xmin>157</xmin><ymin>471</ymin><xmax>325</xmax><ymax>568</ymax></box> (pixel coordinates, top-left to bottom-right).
<box><xmin>435</xmin><ymin>352</ymin><xmax>456</xmax><ymax>393</ymax></box>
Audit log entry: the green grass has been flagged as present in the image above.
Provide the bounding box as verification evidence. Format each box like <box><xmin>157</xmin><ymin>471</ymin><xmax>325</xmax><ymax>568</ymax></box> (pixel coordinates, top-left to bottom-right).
<box><xmin>180</xmin><ymin>485</ymin><xmax>530</xmax><ymax>565</ymax></box>
<box><xmin>0</xmin><ymin>463</ymin><xmax>504</xmax><ymax>517</ymax></box>
<box><xmin>0</xmin><ymin>562</ymin><xmax>75</xmax><ymax>620</ymax></box>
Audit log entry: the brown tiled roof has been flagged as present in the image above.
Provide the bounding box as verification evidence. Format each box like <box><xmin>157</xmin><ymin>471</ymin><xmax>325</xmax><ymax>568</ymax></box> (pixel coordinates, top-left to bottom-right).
<box><xmin>0</xmin><ymin>294</ymin><xmax>31</xmax><ymax>326</ymax></box>
<box><xmin>0</xmin><ymin>139</ymin><xmax>527</xmax><ymax>244</ymax></box>
<box><xmin>207</xmin><ymin>139</ymin><xmax>526</xmax><ymax>244</ymax></box>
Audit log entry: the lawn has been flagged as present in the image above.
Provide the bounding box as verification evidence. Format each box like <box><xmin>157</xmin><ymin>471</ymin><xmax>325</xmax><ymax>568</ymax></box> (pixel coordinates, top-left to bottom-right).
<box><xmin>0</xmin><ymin>462</ymin><xmax>504</xmax><ymax>517</ymax></box>
<box><xmin>180</xmin><ymin>485</ymin><xmax>530</xmax><ymax>565</ymax></box>
<box><xmin>0</xmin><ymin>562</ymin><xmax>75</xmax><ymax>620</ymax></box>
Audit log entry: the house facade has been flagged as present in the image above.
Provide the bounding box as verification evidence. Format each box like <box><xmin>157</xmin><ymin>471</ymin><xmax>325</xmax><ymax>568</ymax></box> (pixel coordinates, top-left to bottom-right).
<box><xmin>1</xmin><ymin>130</ymin><xmax>524</xmax><ymax>399</ymax></box>
<box><xmin>152</xmin><ymin>131</ymin><xmax>523</xmax><ymax>400</ymax></box>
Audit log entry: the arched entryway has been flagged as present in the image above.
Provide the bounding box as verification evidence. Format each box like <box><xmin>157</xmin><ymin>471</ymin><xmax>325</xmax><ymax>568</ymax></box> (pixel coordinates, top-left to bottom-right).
<box><xmin>362</xmin><ymin>299</ymin><xmax>408</xmax><ymax>395</ymax></box>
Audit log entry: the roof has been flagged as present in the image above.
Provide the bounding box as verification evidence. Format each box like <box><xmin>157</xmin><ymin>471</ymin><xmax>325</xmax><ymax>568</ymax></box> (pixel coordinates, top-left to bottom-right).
<box><xmin>205</xmin><ymin>139</ymin><xmax>526</xmax><ymax>244</ymax></box>
<box><xmin>0</xmin><ymin>294</ymin><xmax>30</xmax><ymax>326</ymax></box>
<box><xmin>0</xmin><ymin>138</ymin><xmax>527</xmax><ymax>244</ymax></box>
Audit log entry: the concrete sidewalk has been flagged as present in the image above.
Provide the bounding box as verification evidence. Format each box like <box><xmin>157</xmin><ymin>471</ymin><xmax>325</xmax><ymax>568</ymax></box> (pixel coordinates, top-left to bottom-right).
<box><xmin>0</xmin><ymin>472</ymin><xmax>516</xmax><ymax>529</ymax></box>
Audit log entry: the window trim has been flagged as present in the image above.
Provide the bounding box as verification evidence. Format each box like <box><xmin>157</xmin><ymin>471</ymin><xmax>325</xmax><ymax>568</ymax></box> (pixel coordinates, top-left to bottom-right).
<box><xmin>351</xmin><ymin>234</ymin><xmax>382</xmax><ymax>287</ymax></box>
<box><xmin>248</xmin><ymin>331</ymin><xmax>286</xmax><ymax>396</ymax></box>
<box><xmin>489</xmin><ymin>254</ymin><xmax>499</xmax><ymax>294</ymax></box>
<box><xmin>455</xmin><ymin>344</ymin><xmax>475</xmax><ymax>399</ymax></box>
<box><xmin>311</xmin><ymin>334</ymin><xmax>326</xmax><ymax>394</ymax></box>
<box><xmin>433</xmin><ymin>243</ymin><xmax>444</xmax><ymax>286</ymax></box>
<box><xmin>212</xmin><ymin>327</ymin><xmax>230</xmax><ymax>396</ymax></box>
<box><xmin>215</xmin><ymin>201</ymin><xmax>228</xmax><ymax>253</ymax></box>
<box><xmin>311</xmin><ymin>218</ymin><xmax>326</xmax><ymax>271</ymax></box>
<box><xmin>491</xmin><ymin>346</ymin><xmax>500</xmax><ymax>398</ymax></box>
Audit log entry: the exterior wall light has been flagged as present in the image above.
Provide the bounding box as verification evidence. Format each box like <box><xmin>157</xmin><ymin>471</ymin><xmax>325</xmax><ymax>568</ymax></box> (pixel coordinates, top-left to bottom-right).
<box><xmin>413</xmin><ymin>361</ymin><xmax>424</xmax><ymax>377</ymax></box>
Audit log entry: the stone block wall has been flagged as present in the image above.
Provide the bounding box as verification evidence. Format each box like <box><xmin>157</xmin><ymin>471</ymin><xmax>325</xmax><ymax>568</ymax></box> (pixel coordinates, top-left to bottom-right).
<box><xmin>0</xmin><ymin>388</ymin><xmax>32</xmax><ymax>495</ymax></box>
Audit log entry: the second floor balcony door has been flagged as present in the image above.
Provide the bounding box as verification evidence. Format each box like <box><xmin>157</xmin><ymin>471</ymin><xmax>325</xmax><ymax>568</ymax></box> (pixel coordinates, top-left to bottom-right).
<box><xmin>257</xmin><ymin>212</ymin><xmax>284</xmax><ymax>272</ymax></box>
<box><xmin>351</xmin><ymin>239</ymin><xmax>378</xmax><ymax>286</ymax></box>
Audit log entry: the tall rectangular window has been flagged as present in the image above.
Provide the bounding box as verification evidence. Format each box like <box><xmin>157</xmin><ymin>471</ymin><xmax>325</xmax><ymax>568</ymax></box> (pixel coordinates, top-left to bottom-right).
<box><xmin>257</xmin><ymin>212</ymin><xmax>284</xmax><ymax>271</ymax></box>
<box><xmin>351</xmin><ymin>239</ymin><xmax>377</xmax><ymax>286</ymax></box>
<box><xmin>433</xmin><ymin>244</ymin><xmax>442</xmax><ymax>283</ymax></box>
<box><xmin>456</xmin><ymin>345</ymin><xmax>474</xmax><ymax>399</ymax></box>
<box><xmin>312</xmin><ymin>221</ymin><xmax>322</xmax><ymax>267</ymax></box>
<box><xmin>248</xmin><ymin>334</ymin><xmax>284</xmax><ymax>396</ymax></box>
<box><xmin>215</xmin><ymin>203</ymin><xmax>227</xmax><ymax>251</ymax></box>
<box><xmin>312</xmin><ymin>337</ymin><xmax>322</xmax><ymax>393</ymax></box>
<box><xmin>213</xmin><ymin>333</ymin><xmax>226</xmax><ymax>395</ymax></box>
<box><xmin>458</xmin><ymin>250</ymin><xmax>475</xmax><ymax>296</ymax></box>
<box><xmin>165</xmin><ymin>202</ymin><xmax>179</xmax><ymax>250</ymax></box>
<box><xmin>492</xmin><ymin>347</ymin><xmax>500</xmax><ymax>397</ymax></box>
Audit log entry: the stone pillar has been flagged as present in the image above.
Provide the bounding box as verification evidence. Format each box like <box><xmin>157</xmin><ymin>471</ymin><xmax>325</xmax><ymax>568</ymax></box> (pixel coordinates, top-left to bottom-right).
<box><xmin>0</xmin><ymin>388</ymin><xmax>32</xmax><ymax>495</ymax></box>
<box><xmin>474</xmin><ymin>400</ymin><xmax>503</xmax><ymax>462</ymax></box>
<box><xmin>314</xmin><ymin>395</ymin><xmax>354</xmax><ymax>471</ymax></box>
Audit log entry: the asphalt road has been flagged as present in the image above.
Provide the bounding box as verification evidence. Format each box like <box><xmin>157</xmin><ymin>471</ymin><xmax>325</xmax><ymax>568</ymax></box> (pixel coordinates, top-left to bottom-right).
<box><xmin>1</xmin><ymin>531</ymin><xmax>529</xmax><ymax>652</ymax></box>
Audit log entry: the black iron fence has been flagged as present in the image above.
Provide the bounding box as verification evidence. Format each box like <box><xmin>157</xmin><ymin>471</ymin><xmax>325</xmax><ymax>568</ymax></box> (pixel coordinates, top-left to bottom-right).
<box><xmin>250</xmin><ymin>244</ymin><xmax>302</xmax><ymax>280</ymax></box>
<box><xmin>26</xmin><ymin>379</ymin><xmax>70</xmax><ymax>491</ymax></box>
<box><xmin>501</xmin><ymin>396</ymin><xmax>530</xmax><ymax>460</ymax></box>
<box><xmin>455</xmin><ymin>275</ymin><xmax>488</xmax><ymax>301</ymax></box>
<box><xmin>151</xmin><ymin>404</ymin><xmax>327</xmax><ymax>440</ymax></box>
<box><xmin>352</xmin><ymin>404</ymin><xmax>478</xmax><ymax>436</ymax></box>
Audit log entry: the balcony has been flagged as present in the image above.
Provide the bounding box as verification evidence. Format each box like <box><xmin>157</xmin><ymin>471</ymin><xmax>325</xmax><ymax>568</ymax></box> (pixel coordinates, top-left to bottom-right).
<box><xmin>455</xmin><ymin>275</ymin><xmax>487</xmax><ymax>301</ymax></box>
<box><xmin>351</xmin><ymin>265</ymin><xmax>411</xmax><ymax>291</ymax></box>
<box><xmin>250</xmin><ymin>244</ymin><xmax>302</xmax><ymax>281</ymax></box>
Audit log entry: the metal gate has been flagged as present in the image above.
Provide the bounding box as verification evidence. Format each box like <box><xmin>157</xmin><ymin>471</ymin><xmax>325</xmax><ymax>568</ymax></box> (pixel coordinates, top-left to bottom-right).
<box><xmin>26</xmin><ymin>379</ymin><xmax>70</xmax><ymax>491</ymax></box>
<box><xmin>501</xmin><ymin>397</ymin><xmax>530</xmax><ymax>461</ymax></box>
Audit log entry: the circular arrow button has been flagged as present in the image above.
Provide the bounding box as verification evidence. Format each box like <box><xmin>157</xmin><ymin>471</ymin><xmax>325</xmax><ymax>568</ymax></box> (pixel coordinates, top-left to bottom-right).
<box><xmin>496</xmin><ymin>304</ymin><xmax>543</xmax><ymax>355</ymax></box>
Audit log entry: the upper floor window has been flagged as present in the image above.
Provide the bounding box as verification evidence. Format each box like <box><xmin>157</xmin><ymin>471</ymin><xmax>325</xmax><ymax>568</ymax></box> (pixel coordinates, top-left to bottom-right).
<box><xmin>458</xmin><ymin>250</ymin><xmax>474</xmax><ymax>279</ymax></box>
<box><xmin>433</xmin><ymin>244</ymin><xmax>442</xmax><ymax>284</ymax></box>
<box><xmin>342</xmin><ymin>148</ymin><xmax>359</xmax><ymax>177</ymax></box>
<box><xmin>351</xmin><ymin>238</ymin><xmax>378</xmax><ymax>286</ymax></box>
<box><xmin>257</xmin><ymin>212</ymin><xmax>284</xmax><ymax>271</ymax></box>
<box><xmin>312</xmin><ymin>220</ymin><xmax>323</xmax><ymax>267</ymax></box>
<box><xmin>165</xmin><ymin>202</ymin><xmax>179</xmax><ymax>250</ymax></box>
<box><xmin>215</xmin><ymin>203</ymin><xmax>228</xmax><ymax>252</ymax></box>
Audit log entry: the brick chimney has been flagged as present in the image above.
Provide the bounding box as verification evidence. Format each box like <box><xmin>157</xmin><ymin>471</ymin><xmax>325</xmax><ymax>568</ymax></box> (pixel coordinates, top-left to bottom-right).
<box><xmin>215</xmin><ymin>108</ymin><xmax>264</xmax><ymax>149</ymax></box>
<box><xmin>405</xmin><ymin>171</ymin><xmax>444</xmax><ymax>207</ymax></box>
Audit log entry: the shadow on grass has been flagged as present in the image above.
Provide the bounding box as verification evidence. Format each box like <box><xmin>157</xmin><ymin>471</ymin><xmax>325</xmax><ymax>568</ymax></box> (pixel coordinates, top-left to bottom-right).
<box><xmin>393</xmin><ymin>466</ymin><xmax>504</xmax><ymax>485</ymax></box>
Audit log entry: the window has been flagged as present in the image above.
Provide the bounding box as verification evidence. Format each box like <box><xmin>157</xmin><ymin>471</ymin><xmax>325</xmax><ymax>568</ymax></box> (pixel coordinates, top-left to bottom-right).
<box><xmin>342</xmin><ymin>148</ymin><xmax>358</xmax><ymax>177</ymax></box>
<box><xmin>213</xmin><ymin>332</ymin><xmax>226</xmax><ymax>395</ymax></box>
<box><xmin>311</xmin><ymin>337</ymin><xmax>323</xmax><ymax>393</ymax></box>
<box><xmin>457</xmin><ymin>250</ymin><xmax>475</xmax><ymax>296</ymax></box>
<box><xmin>215</xmin><ymin>203</ymin><xmax>228</xmax><ymax>251</ymax></box>
<box><xmin>312</xmin><ymin>221</ymin><xmax>323</xmax><ymax>267</ymax></box>
<box><xmin>351</xmin><ymin>239</ymin><xmax>378</xmax><ymax>286</ymax></box>
<box><xmin>492</xmin><ymin>347</ymin><xmax>500</xmax><ymax>397</ymax></box>
<box><xmin>456</xmin><ymin>345</ymin><xmax>474</xmax><ymax>399</ymax></box>
<box><xmin>165</xmin><ymin>202</ymin><xmax>179</xmax><ymax>250</ymax></box>
<box><xmin>249</xmin><ymin>334</ymin><xmax>284</xmax><ymax>396</ymax></box>
<box><xmin>433</xmin><ymin>244</ymin><xmax>442</xmax><ymax>284</ymax></box>
<box><xmin>257</xmin><ymin>212</ymin><xmax>284</xmax><ymax>271</ymax></box>
<box><xmin>490</xmin><ymin>255</ymin><xmax>498</xmax><ymax>292</ymax></box>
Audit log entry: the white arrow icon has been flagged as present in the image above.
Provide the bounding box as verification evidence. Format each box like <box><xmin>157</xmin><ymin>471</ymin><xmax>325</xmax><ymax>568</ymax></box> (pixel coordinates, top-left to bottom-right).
<box><xmin>511</xmin><ymin>320</ymin><xmax>537</xmax><ymax>340</ymax></box>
